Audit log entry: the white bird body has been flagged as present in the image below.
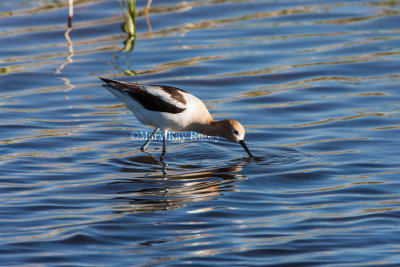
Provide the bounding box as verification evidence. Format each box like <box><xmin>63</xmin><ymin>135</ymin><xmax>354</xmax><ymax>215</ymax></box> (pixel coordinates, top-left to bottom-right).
<box><xmin>100</xmin><ymin>78</ymin><xmax>253</xmax><ymax>159</ymax></box>
<box><xmin>105</xmin><ymin>83</ymin><xmax>211</xmax><ymax>131</ymax></box>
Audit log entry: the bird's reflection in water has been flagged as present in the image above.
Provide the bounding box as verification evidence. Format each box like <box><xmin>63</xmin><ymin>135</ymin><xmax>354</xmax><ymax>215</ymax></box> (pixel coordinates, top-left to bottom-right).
<box><xmin>108</xmin><ymin>153</ymin><xmax>246</xmax><ymax>214</ymax></box>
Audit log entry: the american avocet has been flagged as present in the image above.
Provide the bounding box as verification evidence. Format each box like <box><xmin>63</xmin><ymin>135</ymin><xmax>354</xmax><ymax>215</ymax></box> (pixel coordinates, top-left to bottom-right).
<box><xmin>100</xmin><ymin>78</ymin><xmax>254</xmax><ymax>159</ymax></box>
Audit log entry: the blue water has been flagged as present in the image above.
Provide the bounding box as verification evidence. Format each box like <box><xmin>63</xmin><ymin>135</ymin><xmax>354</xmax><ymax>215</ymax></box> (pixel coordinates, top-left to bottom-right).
<box><xmin>1</xmin><ymin>0</ymin><xmax>400</xmax><ymax>265</ymax></box>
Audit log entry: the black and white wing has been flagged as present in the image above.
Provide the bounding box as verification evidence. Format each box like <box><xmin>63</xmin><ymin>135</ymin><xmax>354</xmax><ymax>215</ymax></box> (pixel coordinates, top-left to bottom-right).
<box><xmin>100</xmin><ymin>78</ymin><xmax>188</xmax><ymax>114</ymax></box>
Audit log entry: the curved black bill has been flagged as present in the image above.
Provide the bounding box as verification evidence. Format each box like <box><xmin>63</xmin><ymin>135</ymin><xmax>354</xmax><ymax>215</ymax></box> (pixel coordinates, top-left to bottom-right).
<box><xmin>239</xmin><ymin>140</ymin><xmax>254</xmax><ymax>158</ymax></box>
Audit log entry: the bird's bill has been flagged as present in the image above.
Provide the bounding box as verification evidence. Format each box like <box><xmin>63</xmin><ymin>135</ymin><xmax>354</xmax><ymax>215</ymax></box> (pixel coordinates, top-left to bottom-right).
<box><xmin>239</xmin><ymin>140</ymin><xmax>254</xmax><ymax>158</ymax></box>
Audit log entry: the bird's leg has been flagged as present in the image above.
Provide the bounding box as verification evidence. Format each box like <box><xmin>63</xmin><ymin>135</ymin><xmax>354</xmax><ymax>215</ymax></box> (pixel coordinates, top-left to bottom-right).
<box><xmin>141</xmin><ymin>127</ymin><xmax>159</xmax><ymax>151</ymax></box>
<box><xmin>160</xmin><ymin>130</ymin><xmax>168</xmax><ymax>161</ymax></box>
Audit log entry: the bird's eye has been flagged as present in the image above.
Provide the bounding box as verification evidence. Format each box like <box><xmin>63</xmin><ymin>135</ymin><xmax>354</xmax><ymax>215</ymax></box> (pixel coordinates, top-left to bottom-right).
<box><xmin>233</xmin><ymin>130</ymin><xmax>239</xmax><ymax>135</ymax></box>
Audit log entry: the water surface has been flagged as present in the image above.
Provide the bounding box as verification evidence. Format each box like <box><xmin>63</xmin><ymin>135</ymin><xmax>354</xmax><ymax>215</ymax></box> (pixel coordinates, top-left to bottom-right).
<box><xmin>1</xmin><ymin>0</ymin><xmax>400</xmax><ymax>265</ymax></box>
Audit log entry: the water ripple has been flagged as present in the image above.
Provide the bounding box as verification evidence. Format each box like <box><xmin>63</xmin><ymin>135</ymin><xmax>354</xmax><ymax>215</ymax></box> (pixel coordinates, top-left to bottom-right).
<box><xmin>1</xmin><ymin>0</ymin><xmax>400</xmax><ymax>266</ymax></box>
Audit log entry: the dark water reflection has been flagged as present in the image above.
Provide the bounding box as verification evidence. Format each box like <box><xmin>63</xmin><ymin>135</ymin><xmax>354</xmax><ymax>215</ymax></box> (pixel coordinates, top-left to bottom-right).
<box><xmin>108</xmin><ymin>156</ymin><xmax>246</xmax><ymax>214</ymax></box>
<box><xmin>1</xmin><ymin>0</ymin><xmax>400</xmax><ymax>265</ymax></box>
